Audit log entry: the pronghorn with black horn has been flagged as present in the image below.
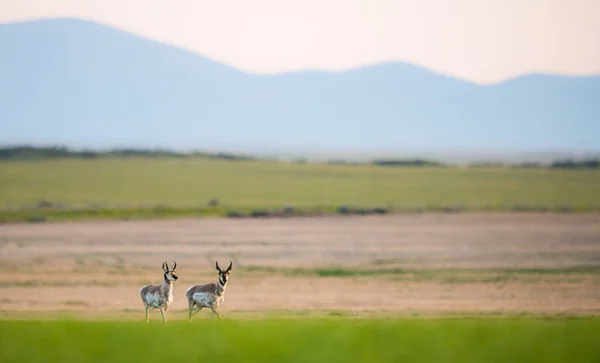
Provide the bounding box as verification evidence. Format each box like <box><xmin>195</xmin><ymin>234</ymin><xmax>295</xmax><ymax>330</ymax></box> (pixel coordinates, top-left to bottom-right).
<box><xmin>186</xmin><ymin>260</ymin><xmax>233</xmax><ymax>321</ymax></box>
<box><xmin>139</xmin><ymin>261</ymin><xmax>178</xmax><ymax>323</ymax></box>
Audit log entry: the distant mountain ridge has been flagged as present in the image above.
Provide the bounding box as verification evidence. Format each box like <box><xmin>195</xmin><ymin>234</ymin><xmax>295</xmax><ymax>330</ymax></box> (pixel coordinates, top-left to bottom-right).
<box><xmin>1</xmin><ymin>17</ymin><xmax>599</xmax><ymax>154</ymax></box>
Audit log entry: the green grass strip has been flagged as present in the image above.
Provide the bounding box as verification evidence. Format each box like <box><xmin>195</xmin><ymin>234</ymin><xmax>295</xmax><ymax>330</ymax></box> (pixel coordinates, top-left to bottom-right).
<box><xmin>1</xmin><ymin>318</ymin><xmax>599</xmax><ymax>362</ymax></box>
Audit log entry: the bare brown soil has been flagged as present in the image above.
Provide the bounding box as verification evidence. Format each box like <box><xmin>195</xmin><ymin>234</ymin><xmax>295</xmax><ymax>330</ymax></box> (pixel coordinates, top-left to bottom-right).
<box><xmin>1</xmin><ymin>213</ymin><xmax>600</xmax><ymax>317</ymax></box>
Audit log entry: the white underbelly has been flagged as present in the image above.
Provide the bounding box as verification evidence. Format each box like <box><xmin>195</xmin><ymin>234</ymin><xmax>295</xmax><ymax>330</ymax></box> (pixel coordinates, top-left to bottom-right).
<box><xmin>145</xmin><ymin>293</ymin><xmax>172</xmax><ymax>308</ymax></box>
<box><xmin>146</xmin><ymin>293</ymin><xmax>161</xmax><ymax>307</ymax></box>
<box><xmin>192</xmin><ymin>292</ymin><xmax>222</xmax><ymax>307</ymax></box>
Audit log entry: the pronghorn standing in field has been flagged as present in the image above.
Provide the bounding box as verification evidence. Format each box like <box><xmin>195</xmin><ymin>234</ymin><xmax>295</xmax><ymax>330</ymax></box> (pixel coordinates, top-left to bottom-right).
<box><xmin>139</xmin><ymin>261</ymin><xmax>179</xmax><ymax>323</ymax></box>
<box><xmin>186</xmin><ymin>261</ymin><xmax>233</xmax><ymax>321</ymax></box>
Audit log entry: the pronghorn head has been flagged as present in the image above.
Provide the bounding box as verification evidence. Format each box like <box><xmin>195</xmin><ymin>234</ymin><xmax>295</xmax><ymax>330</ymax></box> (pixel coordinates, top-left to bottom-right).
<box><xmin>216</xmin><ymin>260</ymin><xmax>233</xmax><ymax>285</ymax></box>
<box><xmin>162</xmin><ymin>261</ymin><xmax>178</xmax><ymax>281</ymax></box>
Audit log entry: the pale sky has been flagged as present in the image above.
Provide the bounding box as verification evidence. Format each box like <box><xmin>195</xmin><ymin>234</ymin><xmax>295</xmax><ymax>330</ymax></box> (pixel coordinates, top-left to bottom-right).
<box><xmin>1</xmin><ymin>0</ymin><xmax>599</xmax><ymax>84</ymax></box>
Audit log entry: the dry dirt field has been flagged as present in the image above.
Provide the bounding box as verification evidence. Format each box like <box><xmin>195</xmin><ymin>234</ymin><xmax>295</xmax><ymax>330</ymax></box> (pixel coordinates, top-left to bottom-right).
<box><xmin>1</xmin><ymin>213</ymin><xmax>600</xmax><ymax>318</ymax></box>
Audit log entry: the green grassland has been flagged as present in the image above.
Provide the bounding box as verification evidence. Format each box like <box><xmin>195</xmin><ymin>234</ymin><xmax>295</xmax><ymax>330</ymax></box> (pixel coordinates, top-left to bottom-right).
<box><xmin>1</xmin><ymin>318</ymin><xmax>599</xmax><ymax>362</ymax></box>
<box><xmin>1</xmin><ymin>157</ymin><xmax>599</xmax><ymax>222</ymax></box>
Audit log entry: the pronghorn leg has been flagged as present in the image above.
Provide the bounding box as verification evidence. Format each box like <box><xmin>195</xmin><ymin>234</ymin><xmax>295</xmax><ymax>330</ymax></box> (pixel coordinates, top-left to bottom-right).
<box><xmin>144</xmin><ymin>304</ymin><xmax>149</xmax><ymax>323</ymax></box>
<box><xmin>188</xmin><ymin>300</ymin><xmax>202</xmax><ymax>322</ymax></box>
<box><xmin>188</xmin><ymin>300</ymin><xmax>194</xmax><ymax>322</ymax></box>
<box><xmin>160</xmin><ymin>306</ymin><xmax>167</xmax><ymax>323</ymax></box>
<box><xmin>191</xmin><ymin>306</ymin><xmax>203</xmax><ymax>316</ymax></box>
<box><xmin>209</xmin><ymin>306</ymin><xmax>222</xmax><ymax>321</ymax></box>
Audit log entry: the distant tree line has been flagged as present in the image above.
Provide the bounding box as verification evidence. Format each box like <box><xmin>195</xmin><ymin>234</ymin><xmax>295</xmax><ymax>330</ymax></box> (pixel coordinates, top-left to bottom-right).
<box><xmin>1</xmin><ymin>146</ymin><xmax>598</xmax><ymax>169</ymax></box>
<box><xmin>0</xmin><ymin>146</ymin><xmax>255</xmax><ymax>161</ymax></box>
<box><xmin>469</xmin><ymin>159</ymin><xmax>600</xmax><ymax>169</ymax></box>
<box><xmin>371</xmin><ymin>159</ymin><xmax>444</xmax><ymax>167</ymax></box>
<box><xmin>549</xmin><ymin>159</ymin><xmax>600</xmax><ymax>169</ymax></box>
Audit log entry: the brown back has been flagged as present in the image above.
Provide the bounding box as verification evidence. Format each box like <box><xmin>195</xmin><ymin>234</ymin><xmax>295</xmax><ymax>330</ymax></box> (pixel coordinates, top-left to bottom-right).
<box><xmin>140</xmin><ymin>284</ymin><xmax>162</xmax><ymax>299</ymax></box>
<box><xmin>186</xmin><ymin>283</ymin><xmax>216</xmax><ymax>299</ymax></box>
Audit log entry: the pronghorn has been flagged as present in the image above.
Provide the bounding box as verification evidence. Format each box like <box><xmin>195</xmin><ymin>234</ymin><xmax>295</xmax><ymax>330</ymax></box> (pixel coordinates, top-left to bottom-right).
<box><xmin>139</xmin><ymin>261</ymin><xmax>178</xmax><ymax>323</ymax></box>
<box><xmin>186</xmin><ymin>261</ymin><xmax>232</xmax><ymax>321</ymax></box>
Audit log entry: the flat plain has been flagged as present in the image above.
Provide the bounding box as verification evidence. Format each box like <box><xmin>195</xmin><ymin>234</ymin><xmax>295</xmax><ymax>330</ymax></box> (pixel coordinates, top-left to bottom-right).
<box><xmin>1</xmin><ymin>158</ymin><xmax>600</xmax><ymax>223</ymax></box>
<box><xmin>2</xmin><ymin>158</ymin><xmax>600</xmax><ymax>362</ymax></box>
<box><xmin>1</xmin><ymin>213</ymin><xmax>599</xmax><ymax>318</ymax></box>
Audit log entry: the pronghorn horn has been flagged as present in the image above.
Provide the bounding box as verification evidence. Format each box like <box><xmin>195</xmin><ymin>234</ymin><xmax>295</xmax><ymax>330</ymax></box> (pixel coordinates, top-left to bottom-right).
<box><xmin>226</xmin><ymin>260</ymin><xmax>233</xmax><ymax>272</ymax></box>
<box><xmin>172</xmin><ymin>261</ymin><xmax>177</xmax><ymax>271</ymax></box>
<box><xmin>164</xmin><ymin>261</ymin><xmax>170</xmax><ymax>271</ymax></box>
<box><xmin>162</xmin><ymin>262</ymin><xmax>167</xmax><ymax>271</ymax></box>
<box><xmin>216</xmin><ymin>261</ymin><xmax>221</xmax><ymax>272</ymax></box>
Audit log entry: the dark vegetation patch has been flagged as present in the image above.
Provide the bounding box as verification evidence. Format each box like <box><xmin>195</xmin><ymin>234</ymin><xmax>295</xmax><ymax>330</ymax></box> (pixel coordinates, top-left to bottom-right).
<box><xmin>0</xmin><ymin>146</ymin><xmax>255</xmax><ymax>161</ymax></box>
<box><xmin>371</xmin><ymin>159</ymin><xmax>445</xmax><ymax>167</ymax></box>
<box><xmin>239</xmin><ymin>265</ymin><xmax>600</xmax><ymax>282</ymax></box>
<box><xmin>0</xmin><ymin>202</ymin><xmax>596</xmax><ymax>224</ymax></box>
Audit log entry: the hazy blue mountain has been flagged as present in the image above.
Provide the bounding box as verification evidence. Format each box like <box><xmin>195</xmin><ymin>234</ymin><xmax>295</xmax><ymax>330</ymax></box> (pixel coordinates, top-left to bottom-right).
<box><xmin>1</xmin><ymin>18</ymin><xmax>599</xmax><ymax>153</ymax></box>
